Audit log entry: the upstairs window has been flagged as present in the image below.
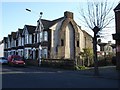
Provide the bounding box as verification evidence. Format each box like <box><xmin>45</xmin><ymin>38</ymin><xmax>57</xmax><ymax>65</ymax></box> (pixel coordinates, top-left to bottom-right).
<box><xmin>77</xmin><ymin>41</ymin><xmax>79</xmax><ymax>47</ymax></box>
<box><xmin>29</xmin><ymin>35</ymin><xmax>32</xmax><ymax>44</ymax></box>
<box><xmin>21</xmin><ymin>37</ymin><xmax>24</xmax><ymax>46</ymax></box>
<box><xmin>18</xmin><ymin>37</ymin><xmax>21</xmax><ymax>46</ymax></box>
<box><xmin>61</xmin><ymin>39</ymin><xmax>64</xmax><ymax>46</ymax></box>
<box><xmin>40</xmin><ymin>32</ymin><xmax>43</xmax><ymax>42</ymax></box>
<box><xmin>44</xmin><ymin>31</ymin><xmax>48</xmax><ymax>41</ymax></box>
<box><xmin>25</xmin><ymin>34</ymin><xmax>29</xmax><ymax>44</ymax></box>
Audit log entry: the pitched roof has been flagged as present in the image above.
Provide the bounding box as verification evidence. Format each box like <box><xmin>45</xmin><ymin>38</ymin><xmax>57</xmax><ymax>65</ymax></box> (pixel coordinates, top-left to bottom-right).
<box><xmin>18</xmin><ymin>29</ymin><xmax>23</xmax><ymax>36</ymax></box>
<box><xmin>8</xmin><ymin>34</ymin><xmax>12</xmax><ymax>41</ymax></box>
<box><xmin>3</xmin><ymin>37</ymin><xmax>8</xmax><ymax>43</ymax></box>
<box><xmin>51</xmin><ymin>17</ymin><xmax>64</xmax><ymax>26</ymax></box>
<box><xmin>37</xmin><ymin>17</ymin><xmax>64</xmax><ymax>30</ymax></box>
<box><xmin>41</xmin><ymin>19</ymin><xmax>52</xmax><ymax>29</ymax></box>
<box><xmin>11</xmin><ymin>32</ymin><xmax>17</xmax><ymax>39</ymax></box>
<box><xmin>114</xmin><ymin>3</ymin><xmax>120</xmax><ymax>11</ymax></box>
<box><xmin>25</xmin><ymin>25</ymin><xmax>36</xmax><ymax>34</ymax></box>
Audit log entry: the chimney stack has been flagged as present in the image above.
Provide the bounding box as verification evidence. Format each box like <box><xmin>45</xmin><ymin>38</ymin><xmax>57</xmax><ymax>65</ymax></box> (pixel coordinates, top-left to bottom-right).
<box><xmin>64</xmin><ymin>11</ymin><xmax>73</xmax><ymax>19</ymax></box>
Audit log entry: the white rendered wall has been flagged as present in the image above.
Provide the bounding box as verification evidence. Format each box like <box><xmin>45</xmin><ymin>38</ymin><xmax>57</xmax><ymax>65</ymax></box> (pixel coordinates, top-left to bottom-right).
<box><xmin>65</xmin><ymin>23</ymin><xmax>74</xmax><ymax>59</ymax></box>
<box><xmin>0</xmin><ymin>43</ymin><xmax>4</xmax><ymax>57</ymax></box>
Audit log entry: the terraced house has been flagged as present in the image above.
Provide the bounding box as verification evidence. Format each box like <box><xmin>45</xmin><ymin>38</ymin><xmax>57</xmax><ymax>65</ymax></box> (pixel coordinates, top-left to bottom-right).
<box><xmin>3</xmin><ymin>11</ymin><xmax>93</xmax><ymax>63</ymax></box>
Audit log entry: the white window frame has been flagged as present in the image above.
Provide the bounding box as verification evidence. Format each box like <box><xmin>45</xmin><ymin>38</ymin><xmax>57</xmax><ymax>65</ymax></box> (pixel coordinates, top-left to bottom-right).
<box><xmin>24</xmin><ymin>48</ymin><xmax>32</xmax><ymax>59</ymax></box>
<box><xmin>29</xmin><ymin>35</ymin><xmax>32</xmax><ymax>44</ymax></box>
<box><xmin>22</xmin><ymin>37</ymin><xmax>24</xmax><ymax>46</ymax></box>
<box><xmin>40</xmin><ymin>32</ymin><xmax>43</xmax><ymax>42</ymax></box>
<box><xmin>44</xmin><ymin>31</ymin><xmax>48</xmax><ymax>41</ymax></box>
<box><xmin>42</xmin><ymin>47</ymin><xmax>48</xmax><ymax>58</ymax></box>
<box><xmin>18</xmin><ymin>37</ymin><xmax>21</xmax><ymax>46</ymax></box>
<box><xmin>25</xmin><ymin>34</ymin><xmax>29</xmax><ymax>44</ymax></box>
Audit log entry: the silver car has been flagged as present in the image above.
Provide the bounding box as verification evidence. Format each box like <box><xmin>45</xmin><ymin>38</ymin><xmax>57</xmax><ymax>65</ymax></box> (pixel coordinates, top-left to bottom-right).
<box><xmin>0</xmin><ymin>57</ymin><xmax>8</xmax><ymax>64</ymax></box>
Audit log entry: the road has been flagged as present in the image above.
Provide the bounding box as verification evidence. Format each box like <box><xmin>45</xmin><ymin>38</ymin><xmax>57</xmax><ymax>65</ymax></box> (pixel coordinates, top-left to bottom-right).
<box><xmin>1</xmin><ymin>65</ymin><xmax>119</xmax><ymax>88</ymax></box>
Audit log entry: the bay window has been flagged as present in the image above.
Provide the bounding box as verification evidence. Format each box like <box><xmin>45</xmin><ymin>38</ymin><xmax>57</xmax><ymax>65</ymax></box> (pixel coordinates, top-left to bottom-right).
<box><xmin>40</xmin><ymin>32</ymin><xmax>43</xmax><ymax>42</ymax></box>
<box><xmin>42</xmin><ymin>48</ymin><xmax>48</xmax><ymax>58</ymax></box>
<box><xmin>44</xmin><ymin>31</ymin><xmax>48</xmax><ymax>41</ymax></box>
<box><xmin>22</xmin><ymin>37</ymin><xmax>24</xmax><ymax>46</ymax></box>
<box><xmin>25</xmin><ymin>34</ymin><xmax>29</xmax><ymax>44</ymax></box>
<box><xmin>24</xmin><ymin>48</ymin><xmax>32</xmax><ymax>59</ymax></box>
<box><xmin>18</xmin><ymin>37</ymin><xmax>21</xmax><ymax>46</ymax></box>
<box><xmin>29</xmin><ymin>35</ymin><xmax>32</xmax><ymax>44</ymax></box>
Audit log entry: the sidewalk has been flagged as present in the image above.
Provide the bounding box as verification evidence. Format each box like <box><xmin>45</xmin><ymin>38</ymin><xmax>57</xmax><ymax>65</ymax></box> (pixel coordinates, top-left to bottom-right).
<box><xmin>77</xmin><ymin>66</ymin><xmax>120</xmax><ymax>80</ymax></box>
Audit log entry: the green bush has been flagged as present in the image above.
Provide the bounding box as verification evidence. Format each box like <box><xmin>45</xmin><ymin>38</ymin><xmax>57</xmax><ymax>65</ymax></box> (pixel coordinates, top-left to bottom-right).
<box><xmin>75</xmin><ymin>65</ymin><xmax>88</xmax><ymax>70</ymax></box>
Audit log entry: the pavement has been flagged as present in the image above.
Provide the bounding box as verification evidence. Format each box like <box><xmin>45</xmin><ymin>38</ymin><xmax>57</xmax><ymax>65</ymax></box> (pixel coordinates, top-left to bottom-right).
<box><xmin>26</xmin><ymin>65</ymin><xmax>120</xmax><ymax>80</ymax></box>
<box><xmin>77</xmin><ymin>66</ymin><xmax>120</xmax><ymax>80</ymax></box>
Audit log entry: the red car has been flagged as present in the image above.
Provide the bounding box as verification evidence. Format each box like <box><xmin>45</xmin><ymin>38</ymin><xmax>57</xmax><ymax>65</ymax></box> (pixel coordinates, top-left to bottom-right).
<box><xmin>8</xmin><ymin>55</ymin><xmax>26</xmax><ymax>66</ymax></box>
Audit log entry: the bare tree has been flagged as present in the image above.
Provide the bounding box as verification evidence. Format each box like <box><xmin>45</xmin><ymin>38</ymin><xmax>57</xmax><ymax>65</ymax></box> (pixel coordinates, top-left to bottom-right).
<box><xmin>79</xmin><ymin>0</ymin><xmax>114</xmax><ymax>75</ymax></box>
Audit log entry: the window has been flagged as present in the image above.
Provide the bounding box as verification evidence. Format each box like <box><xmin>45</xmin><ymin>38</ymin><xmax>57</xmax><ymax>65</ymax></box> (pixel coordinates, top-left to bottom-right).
<box><xmin>21</xmin><ymin>38</ymin><xmax>24</xmax><ymax>46</ymax></box>
<box><xmin>40</xmin><ymin>32</ymin><xmax>43</xmax><ymax>42</ymax></box>
<box><xmin>29</xmin><ymin>35</ymin><xmax>32</xmax><ymax>44</ymax></box>
<box><xmin>33</xmin><ymin>50</ymin><xmax>36</xmax><ymax>59</ymax></box>
<box><xmin>27</xmin><ymin>35</ymin><xmax>29</xmax><ymax>44</ymax></box>
<box><xmin>35</xmin><ymin>34</ymin><xmax>37</xmax><ymax>43</ymax></box>
<box><xmin>33</xmin><ymin>34</ymin><xmax>35</xmax><ymax>43</ymax></box>
<box><xmin>37</xmin><ymin>33</ymin><xmax>39</xmax><ymax>43</ymax></box>
<box><xmin>28</xmin><ymin>49</ymin><xmax>32</xmax><ymax>59</ymax></box>
<box><xmin>11</xmin><ymin>39</ymin><xmax>13</xmax><ymax>47</ymax></box>
<box><xmin>43</xmin><ymin>48</ymin><xmax>47</xmax><ymax>58</ymax></box>
<box><xmin>14</xmin><ymin>40</ymin><xmax>16</xmax><ymax>47</ymax></box>
<box><xmin>44</xmin><ymin>31</ymin><xmax>48</xmax><ymax>41</ymax></box>
<box><xmin>8</xmin><ymin>39</ymin><xmax>10</xmax><ymax>48</ymax></box>
<box><xmin>25</xmin><ymin>34</ymin><xmax>29</xmax><ymax>44</ymax></box>
<box><xmin>24</xmin><ymin>49</ymin><xmax>32</xmax><ymax>59</ymax></box>
<box><xmin>24</xmin><ymin>49</ymin><xmax>28</xmax><ymax>59</ymax></box>
<box><xmin>61</xmin><ymin>39</ymin><xmax>64</xmax><ymax>46</ymax></box>
<box><xmin>77</xmin><ymin>41</ymin><xmax>79</xmax><ymax>47</ymax></box>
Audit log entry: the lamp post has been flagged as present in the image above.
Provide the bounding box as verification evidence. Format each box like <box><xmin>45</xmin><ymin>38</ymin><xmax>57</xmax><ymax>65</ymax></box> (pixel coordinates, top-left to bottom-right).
<box><xmin>26</xmin><ymin>8</ymin><xmax>43</xmax><ymax>66</ymax></box>
<box><xmin>38</xmin><ymin>12</ymin><xmax>43</xmax><ymax>66</ymax></box>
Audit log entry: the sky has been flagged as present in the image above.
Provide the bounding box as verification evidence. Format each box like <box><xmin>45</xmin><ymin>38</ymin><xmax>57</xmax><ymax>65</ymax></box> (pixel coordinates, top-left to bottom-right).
<box><xmin>0</xmin><ymin>0</ymin><xmax>120</xmax><ymax>43</ymax></box>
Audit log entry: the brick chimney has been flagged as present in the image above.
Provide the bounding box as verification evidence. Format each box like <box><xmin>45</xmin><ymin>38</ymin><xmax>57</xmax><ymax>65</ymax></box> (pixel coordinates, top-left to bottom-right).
<box><xmin>64</xmin><ymin>11</ymin><xmax>73</xmax><ymax>19</ymax></box>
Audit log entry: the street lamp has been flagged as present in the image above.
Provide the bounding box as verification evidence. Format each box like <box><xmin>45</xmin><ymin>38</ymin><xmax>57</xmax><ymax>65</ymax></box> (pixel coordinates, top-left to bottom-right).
<box><xmin>26</xmin><ymin>8</ymin><xmax>43</xmax><ymax>66</ymax></box>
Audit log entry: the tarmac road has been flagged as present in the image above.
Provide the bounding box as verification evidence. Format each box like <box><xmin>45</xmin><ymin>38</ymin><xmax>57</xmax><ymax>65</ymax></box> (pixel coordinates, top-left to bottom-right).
<box><xmin>1</xmin><ymin>65</ymin><xmax>120</xmax><ymax>88</ymax></box>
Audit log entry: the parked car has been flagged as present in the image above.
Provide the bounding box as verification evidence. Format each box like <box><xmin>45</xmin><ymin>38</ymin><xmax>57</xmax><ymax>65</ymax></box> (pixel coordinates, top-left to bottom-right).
<box><xmin>0</xmin><ymin>57</ymin><xmax>8</xmax><ymax>64</ymax></box>
<box><xmin>8</xmin><ymin>55</ymin><xmax>26</xmax><ymax>66</ymax></box>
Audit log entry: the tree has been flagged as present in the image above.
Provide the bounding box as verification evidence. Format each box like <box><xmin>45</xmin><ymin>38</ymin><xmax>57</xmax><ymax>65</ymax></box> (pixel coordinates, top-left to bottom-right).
<box><xmin>80</xmin><ymin>48</ymin><xmax>93</xmax><ymax>67</ymax></box>
<box><xmin>79</xmin><ymin>0</ymin><xmax>114</xmax><ymax>75</ymax></box>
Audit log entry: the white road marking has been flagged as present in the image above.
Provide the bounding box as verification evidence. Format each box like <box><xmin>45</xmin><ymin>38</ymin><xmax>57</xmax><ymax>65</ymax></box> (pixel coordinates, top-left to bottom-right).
<box><xmin>0</xmin><ymin>71</ymin><xmax>56</xmax><ymax>74</ymax></box>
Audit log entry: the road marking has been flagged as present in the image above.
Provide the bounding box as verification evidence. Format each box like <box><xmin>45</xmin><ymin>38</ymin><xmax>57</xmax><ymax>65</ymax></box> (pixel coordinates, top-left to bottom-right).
<box><xmin>0</xmin><ymin>71</ymin><xmax>56</xmax><ymax>74</ymax></box>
